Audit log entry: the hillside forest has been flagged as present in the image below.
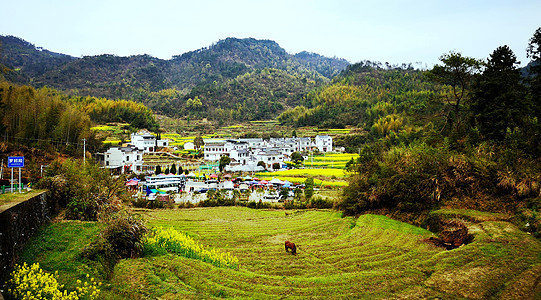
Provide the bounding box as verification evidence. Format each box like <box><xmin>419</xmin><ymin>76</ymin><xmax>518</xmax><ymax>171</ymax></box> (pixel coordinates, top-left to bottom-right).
<box><xmin>0</xmin><ymin>36</ymin><xmax>348</xmax><ymax>123</ymax></box>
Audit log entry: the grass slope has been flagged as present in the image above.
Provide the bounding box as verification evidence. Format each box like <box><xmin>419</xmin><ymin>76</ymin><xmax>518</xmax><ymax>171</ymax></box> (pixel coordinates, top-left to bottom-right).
<box><xmin>14</xmin><ymin>207</ymin><xmax>541</xmax><ymax>299</ymax></box>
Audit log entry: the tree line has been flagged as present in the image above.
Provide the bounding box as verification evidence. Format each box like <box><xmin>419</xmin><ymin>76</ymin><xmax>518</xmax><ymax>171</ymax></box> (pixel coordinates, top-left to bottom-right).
<box><xmin>337</xmin><ymin>28</ymin><xmax>541</xmax><ymax>236</ymax></box>
<box><xmin>0</xmin><ymin>82</ymin><xmax>158</xmax><ymax>153</ymax></box>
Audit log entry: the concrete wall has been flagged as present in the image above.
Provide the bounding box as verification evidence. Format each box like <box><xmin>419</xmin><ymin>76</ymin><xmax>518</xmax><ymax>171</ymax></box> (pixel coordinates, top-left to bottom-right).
<box><xmin>0</xmin><ymin>191</ymin><xmax>56</xmax><ymax>288</ymax></box>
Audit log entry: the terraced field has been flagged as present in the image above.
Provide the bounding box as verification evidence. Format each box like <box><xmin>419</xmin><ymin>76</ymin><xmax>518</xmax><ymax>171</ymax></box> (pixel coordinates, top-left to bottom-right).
<box><xmin>125</xmin><ymin>208</ymin><xmax>541</xmax><ymax>298</ymax></box>
<box><xmin>16</xmin><ymin>207</ymin><xmax>541</xmax><ymax>299</ymax></box>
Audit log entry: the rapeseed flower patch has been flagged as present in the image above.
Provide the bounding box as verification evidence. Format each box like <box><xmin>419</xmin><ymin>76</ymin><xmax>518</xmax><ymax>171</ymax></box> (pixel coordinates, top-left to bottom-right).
<box><xmin>6</xmin><ymin>262</ymin><xmax>101</xmax><ymax>300</ymax></box>
<box><xmin>144</xmin><ymin>227</ymin><xmax>239</xmax><ymax>269</ymax></box>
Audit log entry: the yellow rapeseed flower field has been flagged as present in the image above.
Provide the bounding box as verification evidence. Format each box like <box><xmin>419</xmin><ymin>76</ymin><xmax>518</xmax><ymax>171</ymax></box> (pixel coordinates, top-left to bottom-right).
<box><xmin>6</xmin><ymin>262</ymin><xmax>101</xmax><ymax>300</ymax></box>
<box><xmin>144</xmin><ymin>227</ymin><xmax>239</xmax><ymax>269</ymax></box>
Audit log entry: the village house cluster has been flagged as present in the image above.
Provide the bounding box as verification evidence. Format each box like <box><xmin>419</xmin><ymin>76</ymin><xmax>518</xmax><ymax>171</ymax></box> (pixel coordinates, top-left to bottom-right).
<box><xmin>96</xmin><ymin>131</ymin><xmax>332</xmax><ymax>174</ymax></box>
<box><xmin>96</xmin><ymin>131</ymin><xmax>169</xmax><ymax>173</ymax></box>
<box><xmin>204</xmin><ymin>136</ymin><xmax>332</xmax><ymax>172</ymax></box>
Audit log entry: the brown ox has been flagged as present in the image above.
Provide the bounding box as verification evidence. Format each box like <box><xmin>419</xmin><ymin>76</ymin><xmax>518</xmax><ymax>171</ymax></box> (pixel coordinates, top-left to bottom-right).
<box><xmin>285</xmin><ymin>241</ymin><xmax>297</xmax><ymax>255</ymax></box>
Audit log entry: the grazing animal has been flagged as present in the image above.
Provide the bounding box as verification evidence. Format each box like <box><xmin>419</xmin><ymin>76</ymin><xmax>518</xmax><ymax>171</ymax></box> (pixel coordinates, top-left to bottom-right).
<box><xmin>285</xmin><ymin>241</ymin><xmax>297</xmax><ymax>255</ymax></box>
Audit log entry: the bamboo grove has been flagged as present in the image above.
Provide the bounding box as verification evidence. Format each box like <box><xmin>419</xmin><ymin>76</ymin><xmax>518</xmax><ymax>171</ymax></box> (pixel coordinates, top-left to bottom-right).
<box><xmin>0</xmin><ymin>82</ymin><xmax>158</xmax><ymax>152</ymax></box>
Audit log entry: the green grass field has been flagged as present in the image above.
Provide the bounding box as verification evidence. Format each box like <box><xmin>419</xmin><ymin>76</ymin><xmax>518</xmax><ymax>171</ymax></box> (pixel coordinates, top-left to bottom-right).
<box><xmin>0</xmin><ymin>190</ymin><xmax>46</xmax><ymax>210</ymax></box>
<box><xmin>16</xmin><ymin>207</ymin><xmax>541</xmax><ymax>299</ymax></box>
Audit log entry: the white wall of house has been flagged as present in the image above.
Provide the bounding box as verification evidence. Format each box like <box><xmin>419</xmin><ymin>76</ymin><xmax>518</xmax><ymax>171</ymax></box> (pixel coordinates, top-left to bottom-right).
<box><xmin>255</xmin><ymin>150</ymin><xmax>284</xmax><ymax>168</ymax></box>
<box><xmin>157</xmin><ymin>139</ymin><xmax>169</xmax><ymax>148</ymax></box>
<box><xmin>315</xmin><ymin>135</ymin><xmax>333</xmax><ymax>152</ymax></box>
<box><xmin>204</xmin><ymin>141</ymin><xmax>226</xmax><ymax>161</ymax></box>
<box><xmin>104</xmin><ymin>146</ymin><xmax>144</xmax><ymax>173</ymax></box>
<box><xmin>131</xmin><ymin>132</ymin><xmax>156</xmax><ymax>153</ymax></box>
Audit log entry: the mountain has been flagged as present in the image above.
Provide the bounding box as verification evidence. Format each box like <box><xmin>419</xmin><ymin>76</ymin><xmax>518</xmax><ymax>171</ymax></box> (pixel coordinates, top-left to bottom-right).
<box><xmin>0</xmin><ymin>35</ymin><xmax>349</xmax><ymax>121</ymax></box>
<box><xmin>294</xmin><ymin>51</ymin><xmax>350</xmax><ymax>78</ymax></box>
<box><xmin>0</xmin><ymin>35</ymin><xmax>76</xmax><ymax>82</ymax></box>
<box><xmin>183</xmin><ymin>68</ymin><xmax>319</xmax><ymax>124</ymax></box>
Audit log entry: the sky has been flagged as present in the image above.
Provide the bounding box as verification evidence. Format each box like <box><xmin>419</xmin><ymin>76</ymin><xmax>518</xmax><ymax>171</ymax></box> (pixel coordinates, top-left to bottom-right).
<box><xmin>1</xmin><ymin>0</ymin><xmax>540</xmax><ymax>67</ymax></box>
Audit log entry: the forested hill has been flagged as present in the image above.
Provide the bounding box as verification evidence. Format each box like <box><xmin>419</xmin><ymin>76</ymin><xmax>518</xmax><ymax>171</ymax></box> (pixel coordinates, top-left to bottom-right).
<box><xmin>0</xmin><ymin>35</ymin><xmax>76</xmax><ymax>82</ymax></box>
<box><xmin>277</xmin><ymin>61</ymin><xmax>440</xmax><ymax>130</ymax></box>
<box><xmin>0</xmin><ymin>35</ymin><xmax>349</xmax><ymax>121</ymax></box>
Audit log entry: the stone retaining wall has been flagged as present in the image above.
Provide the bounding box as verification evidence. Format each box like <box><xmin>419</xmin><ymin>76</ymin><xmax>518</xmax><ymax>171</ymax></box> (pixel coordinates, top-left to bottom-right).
<box><xmin>0</xmin><ymin>191</ymin><xmax>55</xmax><ymax>289</ymax></box>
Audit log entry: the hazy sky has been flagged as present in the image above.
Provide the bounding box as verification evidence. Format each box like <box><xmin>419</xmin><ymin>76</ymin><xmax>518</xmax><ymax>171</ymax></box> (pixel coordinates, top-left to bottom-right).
<box><xmin>1</xmin><ymin>0</ymin><xmax>540</xmax><ymax>66</ymax></box>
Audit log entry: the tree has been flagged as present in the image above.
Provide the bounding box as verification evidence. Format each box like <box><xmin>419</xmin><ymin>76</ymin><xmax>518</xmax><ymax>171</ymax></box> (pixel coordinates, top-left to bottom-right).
<box><xmin>426</xmin><ymin>51</ymin><xmax>482</xmax><ymax>131</ymax></box>
<box><xmin>290</xmin><ymin>152</ymin><xmax>304</xmax><ymax>166</ymax></box>
<box><xmin>170</xmin><ymin>164</ymin><xmax>177</xmax><ymax>175</ymax></box>
<box><xmin>304</xmin><ymin>178</ymin><xmax>314</xmax><ymax>200</ymax></box>
<box><xmin>527</xmin><ymin>27</ymin><xmax>541</xmax><ymax>62</ymax></box>
<box><xmin>194</xmin><ymin>136</ymin><xmax>204</xmax><ymax>150</ymax></box>
<box><xmin>471</xmin><ymin>45</ymin><xmax>528</xmax><ymax>140</ymax></box>
<box><xmin>155</xmin><ymin>165</ymin><xmax>162</xmax><ymax>175</ymax></box>
<box><xmin>272</xmin><ymin>162</ymin><xmax>281</xmax><ymax>170</ymax></box>
<box><xmin>219</xmin><ymin>155</ymin><xmax>231</xmax><ymax>172</ymax></box>
<box><xmin>527</xmin><ymin>27</ymin><xmax>541</xmax><ymax>115</ymax></box>
<box><xmin>257</xmin><ymin>161</ymin><xmax>266</xmax><ymax>170</ymax></box>
<box><xmin>186</xmin><ymin>96</ymin><xmax>203</xmax><ymax>110</ymax></box>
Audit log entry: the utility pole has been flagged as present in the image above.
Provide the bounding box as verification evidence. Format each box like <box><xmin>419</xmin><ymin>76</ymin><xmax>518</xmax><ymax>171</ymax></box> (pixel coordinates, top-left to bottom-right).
<box><xmin>82</xmin><ymin>138</ymin><xmax>87</xmax><ymax>163</ymax></box>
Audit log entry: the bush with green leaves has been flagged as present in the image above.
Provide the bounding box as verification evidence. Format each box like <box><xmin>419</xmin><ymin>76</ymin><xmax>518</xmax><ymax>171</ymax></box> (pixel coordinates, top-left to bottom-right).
<box><xmin>308</xmin><ymin>196</ymin><xmax>334</xmax><ymax>209</ymax></box>
<box><xmin>198</xmin><ymin>190</ymin><xmax>236</xmax><ymax>207</ymax></box>
<box><xmin>340</xmin><ymin>143</ymin><xmax>454</xmax><ymax>215</ymax></box>
<box><xmin>38</xmin><ymin>159</ymin><xmax>125</xmax><ymax>221</ymax></box>
<box><xmin>82</xmin><ymin>212</ymin><xmax>147</xmax><ymax>276</ymax></box>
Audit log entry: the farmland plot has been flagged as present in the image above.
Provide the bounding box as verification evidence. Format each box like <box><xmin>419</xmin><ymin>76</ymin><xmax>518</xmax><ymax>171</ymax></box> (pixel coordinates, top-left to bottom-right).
<box><xmin>16</xmin><ymin>207</ymin><xmax>541</xmax><ymax>299</ymax></box>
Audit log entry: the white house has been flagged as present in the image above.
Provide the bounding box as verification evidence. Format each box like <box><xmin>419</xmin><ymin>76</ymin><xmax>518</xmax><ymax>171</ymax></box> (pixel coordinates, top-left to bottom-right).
<box><xmin>102</xmin><ymin>146</ymin><xmax>144</xmax><ymax>173</ymax></box>
<box><xmin>130</xmin><ymin>132</ymin><xmax>156</xmax><ymax>152</ymax></box>
<box><xmin>157</xmin><ymin>139</ymin><xmax>169</xmax><ymax>148</ymax></box>
<box><xmin>204</xmin><ymin>140</ymin><xmax>227</xmax><ymax>160</ymax></box>
<box><xmin>254</xmin><ymin>150</ymin><xmax>284</xmax><ymax>169</ymax></box>
<box><xmin>130</xmin><ymin>131</ymin><xmax>169</xmax><ymax>152</ymax></box>
<box><xmin>315</xmin><ymin>135</ymin><xmax>333</xmax><ymax>152</ymax></box>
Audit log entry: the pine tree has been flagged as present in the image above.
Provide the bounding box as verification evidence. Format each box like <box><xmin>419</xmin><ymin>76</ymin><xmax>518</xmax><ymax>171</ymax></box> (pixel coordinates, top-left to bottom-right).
<box><xmin>471</xmin><ymin>45</ymin><xmax>528</xmax><ymax>140</ymax></box>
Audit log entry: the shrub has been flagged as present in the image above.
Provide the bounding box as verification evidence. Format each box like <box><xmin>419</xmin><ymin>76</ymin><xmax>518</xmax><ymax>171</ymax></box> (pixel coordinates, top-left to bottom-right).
<box><xmin>284</xmin><ymin>200</ymin><xmax>308</xmax><ymax>209</ymax></box>
<box><xmin>178</xmin><ymin>201</ymin><xmax>196</xmax><ymax>209</ymax></box>
<box><xmin>82</xmin><ymin>212</ymin><xmax>147</xmax><ymax>276</ymax></box>
<box><xmin>308</xmin><ymin>196</ymin><xmax>334</xmax><ymax>209</ymax></box>
<box><xmin>38</xmin><ymin>159</ymin><xmax>125</xmax><ymax>221</ymax></box>
<box><xmin>6</xmin><ymin>262</ymin><xmax>101</xmax><ymax>300</ymax></box>
<box><xmin>36</xmin><ymin>175</ymin><xmax>70</xmax><ymax>207</ymax></box>
<box><xmin>199</xmin><ymin>190</ymin><xmax>236</xmax><ymax>207</ymax></box>
<box><xmin>340</xmin><ymin>143</ymin><xmax>448</xmax><ymax>215</ymax></box>
<box><xmin>245</xmin><ymin>201</ymin><xmax>273</xmax><ymax>209</ymax></box>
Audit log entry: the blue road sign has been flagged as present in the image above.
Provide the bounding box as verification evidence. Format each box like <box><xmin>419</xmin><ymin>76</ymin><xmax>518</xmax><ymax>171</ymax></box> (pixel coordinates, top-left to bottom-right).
<box><xmin>8</xmin><ymin>156</ymin><xmax>24</xmax><ymax>168</ymax></box>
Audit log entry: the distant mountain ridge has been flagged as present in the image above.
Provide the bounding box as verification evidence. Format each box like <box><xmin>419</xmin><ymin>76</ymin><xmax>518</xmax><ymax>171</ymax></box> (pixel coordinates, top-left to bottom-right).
<box><xmin>0</xmin><ymin>35</ymin><xmax>348</xmax><ymax>92</ymax></box>
<box><xmin>0</xmin><ymin>35</ymin><xmax>349</xmax><ymax>121</ymax></box>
